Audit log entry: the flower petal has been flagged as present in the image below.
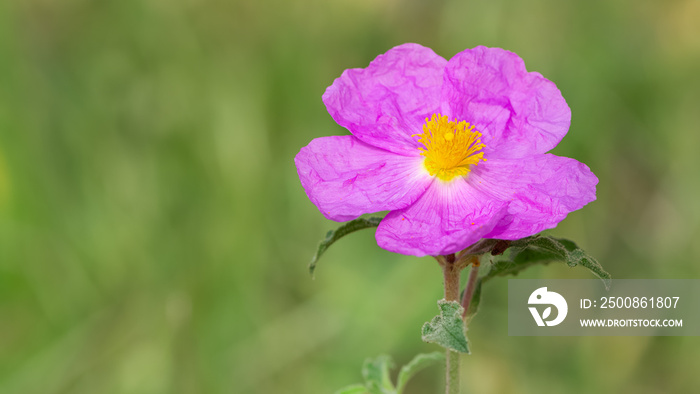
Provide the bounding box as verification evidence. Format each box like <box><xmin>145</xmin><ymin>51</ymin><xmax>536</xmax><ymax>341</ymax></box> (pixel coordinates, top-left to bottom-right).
<box><xmin>375</xmin><ymin>180</ymin><xmax>509</xmax><ymax>256</ymax></box>
<box><xmin>295</xmin><ymin>135</ymin><xmax>433</xmax><ymax>222</ymax></box>
<box><xmin>442</xmin><ymin>46</ymin><xmax>571</xmax><ymax>159</ymax></box>
<box><xmin>323</xmin><ymin>43</ymin><xmax>447</xmax><ymax>156</ymax></box>
<box><xmin>468</xmin><ymin>154</ymin><xmax>598</xmax><ymax>240</ymax></box>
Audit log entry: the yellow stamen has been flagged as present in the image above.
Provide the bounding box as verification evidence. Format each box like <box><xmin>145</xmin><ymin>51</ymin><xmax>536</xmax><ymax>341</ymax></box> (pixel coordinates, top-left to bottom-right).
<box><xmin>413</xmin><ymin>113</ymin><xmax>486</xmax><ymax>181</ymax></box>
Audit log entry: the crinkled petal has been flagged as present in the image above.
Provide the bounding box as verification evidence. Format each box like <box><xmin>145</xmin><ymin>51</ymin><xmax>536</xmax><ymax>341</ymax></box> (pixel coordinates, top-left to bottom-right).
<box><xmin>295</xmin><ymin>135</ymin><xmax>433</xmax><ymax>222</ymax></box>
<box><xmin>466</xmin><ymin>154</ymin><xmax>598</xmax><ymax>240</ymax></box>
<box><xmin>323</xmin><ymin>43</ymin><xmax>447</xmax><ymax>156</ymax></box>
<box><xmin>442</xmin><ymin>46</ymin><xmax>571</xmax><ymax>159</ymax></box>
<box><xmin>376</xmin><ymin>180</ymin><xmax>509</xmax><ymax>256</ymax></box>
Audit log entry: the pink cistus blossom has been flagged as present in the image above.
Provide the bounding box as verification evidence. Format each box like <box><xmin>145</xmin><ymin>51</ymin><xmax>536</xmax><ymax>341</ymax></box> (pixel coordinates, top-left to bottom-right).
<box><xmin>295</xmin><ymin>44</ymin><xmax>598</xmax><ymax>257</ymax></box>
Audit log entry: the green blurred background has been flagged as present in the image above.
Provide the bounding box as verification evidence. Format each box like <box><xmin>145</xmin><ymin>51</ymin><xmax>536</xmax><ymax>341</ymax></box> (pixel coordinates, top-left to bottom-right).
<box><xmin>1</xmin><ymin>0</ymin><xmax>699</xmax><ymax>393</ymax></box>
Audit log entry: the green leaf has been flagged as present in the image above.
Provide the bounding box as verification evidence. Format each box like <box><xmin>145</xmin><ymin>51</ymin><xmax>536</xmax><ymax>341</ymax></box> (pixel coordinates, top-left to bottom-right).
<box><xmin>309</xmin><ymin>216</ymin><xmax>383</xmax><ymax>276</ymax></box>
<box><xmin>336</xmin><ymin>352</ymin><xmax>445</xmax><ymax>394</ymax></box>
<box><xmin>395</xmin><ymin>352</ymin><xmax>445</xmax><ymax>394</ymax></box>
<box><xmin>362</xmin><ymin>355</ymin><xmax>396</xmax><ymax>394</ymax></box>
<box><xmin>561</xmin><ymin>240</ymin><xmax>611</xmax><ymax>288</ymax></box>
<box><xmin>483</xmin><ymin>235</ymin><xmax>611</xmax><ymax>288</ymax></box>
<box><xmin>421</xmin><ymin>300</ymin><xmax>469</xmax><ymax>354</ymax></box>
<box><xmin>334</xmin><ymin>384</ymin><xmax>369</xmax><ymax>394</ymax></box>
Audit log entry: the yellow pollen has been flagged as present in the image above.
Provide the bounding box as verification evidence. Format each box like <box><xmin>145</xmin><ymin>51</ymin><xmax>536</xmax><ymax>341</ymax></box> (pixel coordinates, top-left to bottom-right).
<box><xmin>413</xmin><ymin>113</ymin><xmax>486</xmax><ymax>181</ymax></box>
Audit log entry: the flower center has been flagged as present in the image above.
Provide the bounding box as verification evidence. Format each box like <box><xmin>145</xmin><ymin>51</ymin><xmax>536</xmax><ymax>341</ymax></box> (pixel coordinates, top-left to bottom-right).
<box><xmin>414</xmin><ymin>113</ymin><xmax>486</xmax><ymax>181</ymax></box>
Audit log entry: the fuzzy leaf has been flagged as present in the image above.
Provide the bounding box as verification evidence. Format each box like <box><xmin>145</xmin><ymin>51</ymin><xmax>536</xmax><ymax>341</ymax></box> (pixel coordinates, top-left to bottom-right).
<box><xmin>335</xmin><ymin>385</ymin><xmax>369</xmax><ymax>394</ymax></box>
<box><xmin>362</xmin><ymin>355</ymin><xmax>396</xmax><ymax>394</ymax></box>
<box><xmin>396</xmin><ymin>352</ymin><xmax>444</xmax><ymax>394</ymax></box>
<box><xmin>309</xmin><ymin>216</ymin><xmax>382</xmax><ymax>276</ymax></box>
<box><xmin>483</xmin><ymin>236</ymin><xmax>611</xmax><ymax>288</ymax></box>
<box><xmin>421</xmin><ymin>300</ymin><xmax>469</xmax><ymax>354</ymax></box>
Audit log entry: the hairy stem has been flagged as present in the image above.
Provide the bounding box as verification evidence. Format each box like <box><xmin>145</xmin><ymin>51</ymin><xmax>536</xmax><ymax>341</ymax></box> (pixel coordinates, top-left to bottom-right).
<box><xmin>442</xmin><ymin>254</ymin><xmax>460</xmax><ymax>302</ymax></box>
<box><xmin>446</xmin><ymin>349</ymin><xmax>460</xmax><ymax>394</ymax></box>
<box><xmin>441</xmin><ymin>254</ymin><xmax>461</xmax><ymax>394</ymax></box>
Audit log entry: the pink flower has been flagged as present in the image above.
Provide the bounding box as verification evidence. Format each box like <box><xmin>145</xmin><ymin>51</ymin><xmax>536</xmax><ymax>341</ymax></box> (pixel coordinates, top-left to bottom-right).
<box><xmin>295</xmin><ymin>44</ymin><xmax>598</xmax><ymax>257</ymax></box>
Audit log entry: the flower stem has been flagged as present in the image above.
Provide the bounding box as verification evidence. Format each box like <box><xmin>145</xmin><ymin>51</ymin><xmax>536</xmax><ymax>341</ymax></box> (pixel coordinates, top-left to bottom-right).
<box><xmin>442</xmin><ymin>254</ymin><xmax>460</xmax><ymax>302</ymax></box>
<box><xmin>446</xmin><ymin>349</ymin><xmax>460</xmax><ymax>394</ymax></box>
<box><xmin>461</xmin><ymin>258</ymin><xmax>480</xmax><ymax>319</ymax></box>
<box><xmin>441</xmin><ymin>254</ymin><xmax>461</xmax><ymax>394</ymax></box>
